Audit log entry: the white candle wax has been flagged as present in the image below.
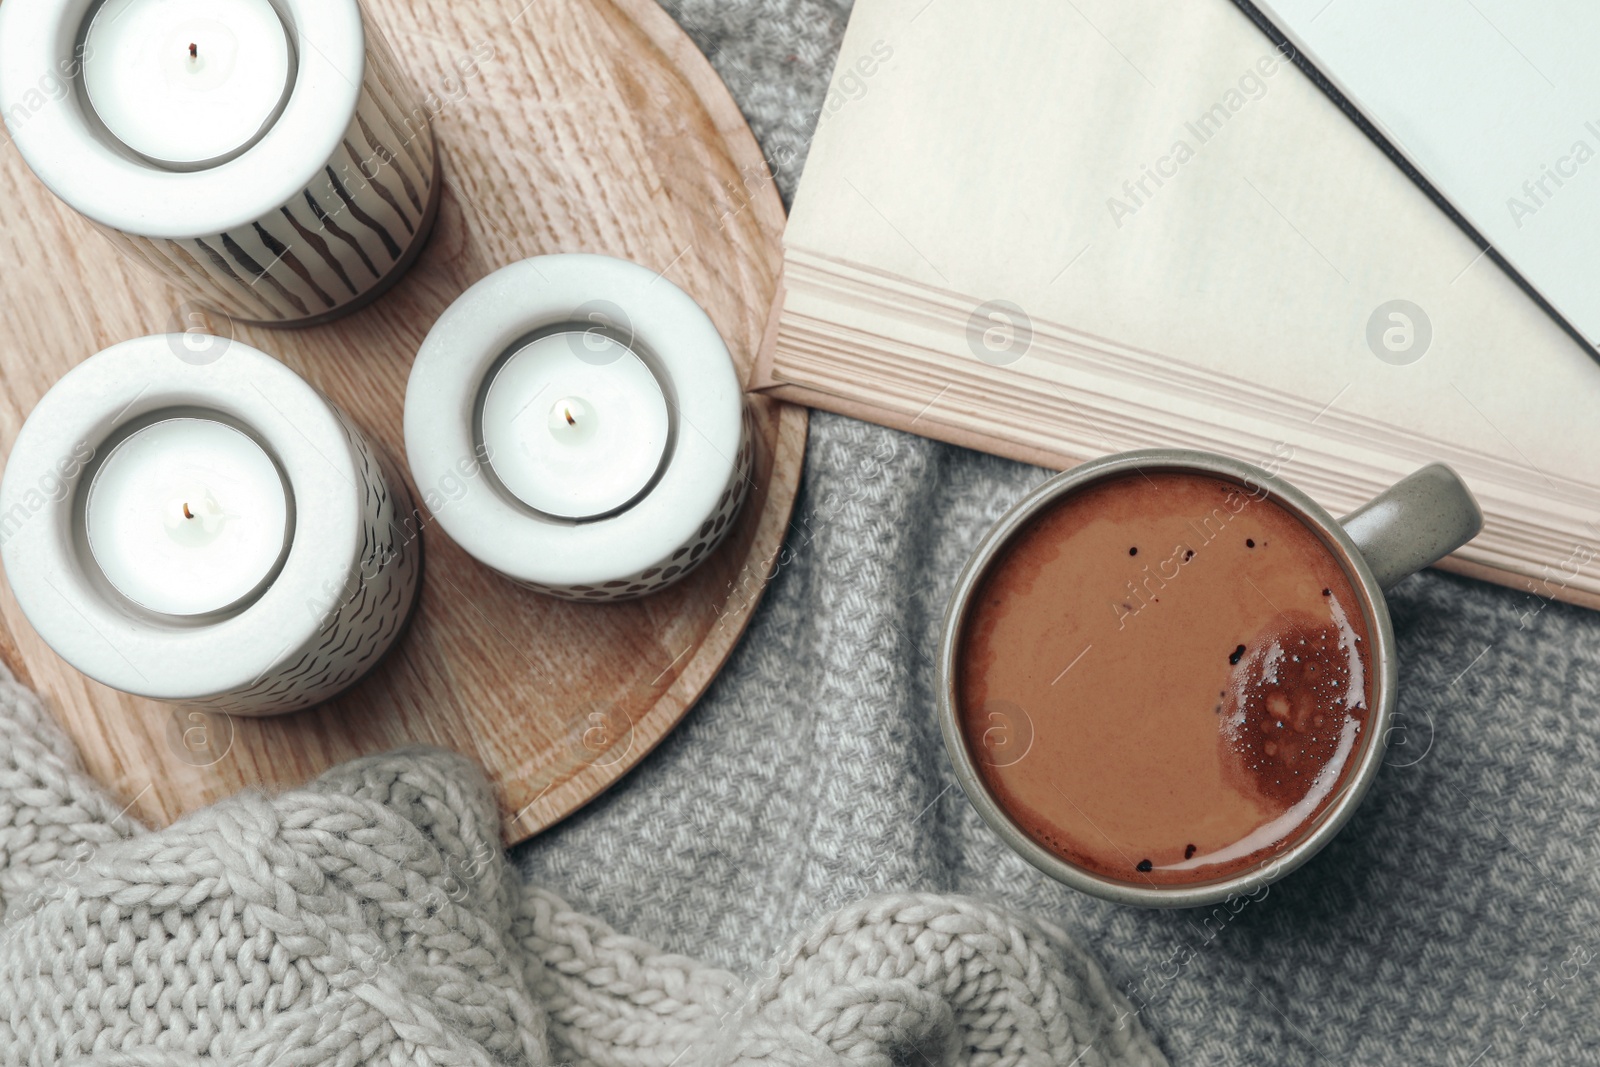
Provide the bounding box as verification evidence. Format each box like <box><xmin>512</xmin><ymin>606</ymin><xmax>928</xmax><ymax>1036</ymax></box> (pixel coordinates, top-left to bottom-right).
<box><xmin>86</xmin><ymin>417</ymin><xmax>291</xmax><ymax>616</ymax></box>
<box><xmin>81</xmin><ymin>0</ymin><xmax>293</xmax><ymax>166</ymax></box>
<box><xmin>480</xmin><ymin>333</ymin><xmax>670</xmax><ymax>520</ymax></box>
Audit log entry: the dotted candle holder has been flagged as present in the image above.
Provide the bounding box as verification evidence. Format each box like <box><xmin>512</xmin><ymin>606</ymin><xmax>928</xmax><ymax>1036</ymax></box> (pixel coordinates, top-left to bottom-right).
<box><xmin>404</xmin><ymin>254</ymin><xmax>752</xmax><ymax>601</ymax></box>
<box><xmin>0</xmin><ymin>335</ymin><xmax>422</xmax><ymax>716</ymax></box>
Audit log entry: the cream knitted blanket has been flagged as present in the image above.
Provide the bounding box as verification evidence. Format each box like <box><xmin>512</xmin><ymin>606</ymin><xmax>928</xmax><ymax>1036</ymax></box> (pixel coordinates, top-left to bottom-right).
<box><xmin>0</xmin><ymin>670</ymin><xmax>1165</xmax><ymax>1066</ymax></box>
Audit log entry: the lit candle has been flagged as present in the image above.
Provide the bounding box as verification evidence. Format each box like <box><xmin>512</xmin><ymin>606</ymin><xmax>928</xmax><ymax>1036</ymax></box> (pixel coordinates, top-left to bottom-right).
<box><xmin>85</xmin><ymin>418</ymin><xmax>291</xmax><ymax>616</ymax></box>
<box><xmin>81</xmin><ymin>0</ymin><xmax>294</xmax><ymax>167</ymax></box>
<box><xmin>480</xmin><ymin>333</ymin><xmax>670</xmax><ymax>520</ymax></box>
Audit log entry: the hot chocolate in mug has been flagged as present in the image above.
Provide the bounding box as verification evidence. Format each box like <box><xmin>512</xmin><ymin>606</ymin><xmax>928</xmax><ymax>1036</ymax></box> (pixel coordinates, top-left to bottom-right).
<box><xmin>938</xmin><ymin>449</ymin><xmax>1483</xmax><ymax>908</ymax></box>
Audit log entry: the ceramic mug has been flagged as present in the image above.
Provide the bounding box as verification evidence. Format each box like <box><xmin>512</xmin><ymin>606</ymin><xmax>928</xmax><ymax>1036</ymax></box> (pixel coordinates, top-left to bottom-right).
<box><xmin>937</xmin><ymin>449</ymin><xmax>1484</xmax><ymax>908</ymax></box>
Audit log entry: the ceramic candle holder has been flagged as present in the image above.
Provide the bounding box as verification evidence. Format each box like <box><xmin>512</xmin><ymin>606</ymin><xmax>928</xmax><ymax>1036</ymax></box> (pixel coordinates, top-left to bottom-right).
<box><xmin>0</xmin><ymin>335</ymin><xmax>422</xmax><ymax>716</ymax></box>
<box><xmin>0</xmin><ymin>0</ymin><xmax>439</xmax><ymax>327</ymax></box>
<box><xmin>404</xmin><ymin>254</ymin><xmax>753</xmax><ymax>601</ymax></box>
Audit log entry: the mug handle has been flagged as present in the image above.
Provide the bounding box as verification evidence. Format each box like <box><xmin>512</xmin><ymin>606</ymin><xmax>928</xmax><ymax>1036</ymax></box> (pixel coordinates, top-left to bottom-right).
<box><xmin>1339</xmin><ymin>464</ymin><xmax>1485</xmax><ymax>590</ymax></box>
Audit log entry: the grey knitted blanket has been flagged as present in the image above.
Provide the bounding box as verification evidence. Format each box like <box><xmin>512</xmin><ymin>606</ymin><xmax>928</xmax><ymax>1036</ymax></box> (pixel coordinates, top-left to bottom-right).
<box><xmin>513</xmin><ymin>3</ymin><xmax>1600</xmax><ymax>1065</ymax></box>
<box><xmin>0</xmin><ymin>670</ymin><xmax>1164</xmax><ymax>1065</ymax></box>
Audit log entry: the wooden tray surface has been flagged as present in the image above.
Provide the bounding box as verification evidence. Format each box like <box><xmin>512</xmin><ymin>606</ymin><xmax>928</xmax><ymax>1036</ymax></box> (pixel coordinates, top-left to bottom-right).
<box><xmin>0</xmin><ymin>0</ymin><xmax>805</xmax><ymax>843</ymax></box>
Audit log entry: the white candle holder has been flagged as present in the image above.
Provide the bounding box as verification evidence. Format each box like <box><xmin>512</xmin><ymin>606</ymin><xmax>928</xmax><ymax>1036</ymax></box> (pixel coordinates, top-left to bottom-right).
<box><xmin>0</xmin><ymin>0</ymin><xmax>438</xmax><ymax>327</ymax></box>
<box><xmin>0</xmin><ymin>335</ymin><xmax>422</xmax><ymax>716</ymax></box>
<box><xmin>404</xmin><ymin>254</ymin><xmax>753</xmax><ymax>601</ymax></box>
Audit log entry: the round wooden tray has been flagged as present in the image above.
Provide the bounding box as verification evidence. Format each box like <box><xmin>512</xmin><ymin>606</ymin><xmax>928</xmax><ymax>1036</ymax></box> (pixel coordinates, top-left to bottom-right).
<box><xmin>0</xmin><ymin>0</ymin><xmax>804</xmax><ymax>843</ymax></box>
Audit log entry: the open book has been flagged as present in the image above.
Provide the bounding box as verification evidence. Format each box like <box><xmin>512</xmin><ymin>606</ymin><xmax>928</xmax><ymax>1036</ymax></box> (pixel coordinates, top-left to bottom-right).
<box><xmin>751</xmin><ymin>0</ymin><xmax>1600</xmax><ymax>609</ymax></box>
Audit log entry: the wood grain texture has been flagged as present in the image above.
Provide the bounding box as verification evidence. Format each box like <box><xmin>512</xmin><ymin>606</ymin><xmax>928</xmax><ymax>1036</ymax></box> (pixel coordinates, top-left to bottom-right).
<box><xmin>0</xmin><ymin>0</ymin><xmax>806</xmax><ymax>843</ymax></box>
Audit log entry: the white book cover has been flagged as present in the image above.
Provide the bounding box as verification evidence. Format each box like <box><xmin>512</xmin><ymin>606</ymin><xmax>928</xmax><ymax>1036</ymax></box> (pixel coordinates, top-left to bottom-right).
<box><xmin>1248</xmin><ymin>0</ymin><xmax>1600</xmax><ymax>349</ymax></box>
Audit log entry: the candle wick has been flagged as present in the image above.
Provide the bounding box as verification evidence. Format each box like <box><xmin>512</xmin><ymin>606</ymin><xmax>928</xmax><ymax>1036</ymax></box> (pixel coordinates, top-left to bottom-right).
<box><xmin>189</xmin><ymin>42</ymin><xmax>198</xmax><ymax>60</ymax></box>
<box><xmin>564</xmin><ymin>408</ymin><xmax>576</xmax><ymax>426</ymax></box>
<box><xmin>182</xmin><ymin>503</ymin><xmax>194</xmax><ymax>520</ymax></box>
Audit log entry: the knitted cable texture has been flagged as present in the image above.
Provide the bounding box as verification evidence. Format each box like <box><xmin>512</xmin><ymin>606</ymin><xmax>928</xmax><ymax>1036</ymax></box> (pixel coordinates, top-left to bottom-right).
<box><xmin>0</xmin><ymin>670</ymin><xmax>1166</xmax><ymax>1067</ymax></box>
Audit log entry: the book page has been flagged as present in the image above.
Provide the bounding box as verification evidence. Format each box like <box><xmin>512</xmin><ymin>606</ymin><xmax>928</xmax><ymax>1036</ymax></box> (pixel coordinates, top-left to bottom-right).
<box><xmin>786</xmin><ymin>0</ymin><xmax>1600</xmax><ymax>485</ymax></box>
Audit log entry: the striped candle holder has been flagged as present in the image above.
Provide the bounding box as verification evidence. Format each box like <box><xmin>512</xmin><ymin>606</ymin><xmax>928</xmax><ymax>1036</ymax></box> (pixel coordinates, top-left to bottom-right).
<box><xmin>0</xmin><ymin>0</ymin><xmax>439</xmax><ymax>327</ymax></box>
